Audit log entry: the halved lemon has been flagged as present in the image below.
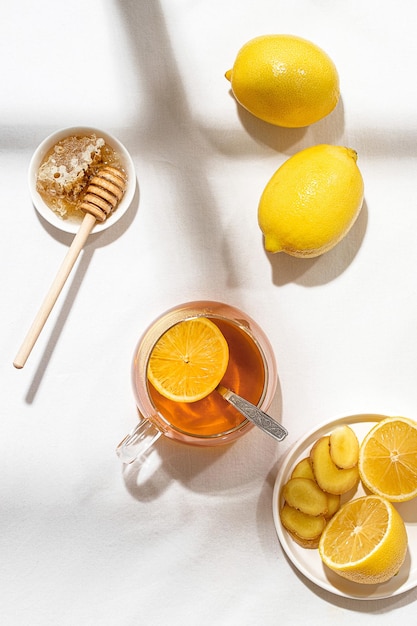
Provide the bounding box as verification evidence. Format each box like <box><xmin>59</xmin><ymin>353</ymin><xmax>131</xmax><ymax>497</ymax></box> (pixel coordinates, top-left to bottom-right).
<box><xmin>318</xmin><ymin>495</ymin><xmax>407</xmax><ymax>584</ymax></box>
<box><xmin>147</xmin><ymin>317</ymin><xmax>229</xmax><ymax>403</ymax></box>
<box><xmin>358</xmin><ymin>416</ymin><xmax>417</xmax><ymax>502</ymax></box>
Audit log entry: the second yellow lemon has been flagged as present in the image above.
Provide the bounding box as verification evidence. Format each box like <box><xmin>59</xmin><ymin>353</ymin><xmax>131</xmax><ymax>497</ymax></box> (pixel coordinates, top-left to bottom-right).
<box><xmin>225</xmin><ymin>34</ymin><xmax>340</xmax><ymax>128</ymax></box>
<box><xmin>258</xmin><ymin>144</ymin><xmax>364</xmax><ymax>257</ymax></box>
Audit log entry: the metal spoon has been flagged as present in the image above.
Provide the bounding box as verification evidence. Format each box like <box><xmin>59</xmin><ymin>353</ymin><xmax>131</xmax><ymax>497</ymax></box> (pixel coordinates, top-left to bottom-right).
<box><xmin>216</xmin><ymin>385</ymin><xmax>288</xmax><ymax>442</ymax></box>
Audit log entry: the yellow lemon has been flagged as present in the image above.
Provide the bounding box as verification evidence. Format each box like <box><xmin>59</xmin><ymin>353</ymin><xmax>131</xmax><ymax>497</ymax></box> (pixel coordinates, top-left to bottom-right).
<box><xmin>225</xmin><ymin>34</ymin><xmax>340</xmax><ymax>128</ymax></box>
<box><xmin>258</xmin><ymin>144</ymin><xmax>364</xmax><ymax>257</ymax></box>
<box><xmin>147</xmin><ymin>317</ymin><xmax>229</xmax><ymax>403</ymax></box>
<box><xmin>359</xmin><ymin>416</ymin><xmax>417</xmax><ymax>502</ymax></box>
<box><xmin>318</xmin><ymin>495</ymin><xmax>408</xmax><ymax>584</ymax></box>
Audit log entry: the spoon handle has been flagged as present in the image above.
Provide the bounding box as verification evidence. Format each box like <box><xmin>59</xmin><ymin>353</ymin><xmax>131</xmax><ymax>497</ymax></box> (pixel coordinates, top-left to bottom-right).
<box><xmin>13</xmin><ymin>213</ymin><xmax>96</xmax><ymax>369</ymax></box>
<box><xmin>217</xmin><ymin>386</ymin><xmax>288</xmax><ymax>442</ymax></box>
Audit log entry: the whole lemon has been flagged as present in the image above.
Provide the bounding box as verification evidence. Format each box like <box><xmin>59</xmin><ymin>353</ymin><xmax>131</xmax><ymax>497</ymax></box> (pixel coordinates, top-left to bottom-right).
<box><xmin>258</xmin><ymin>145</ymin><xmax>364</xmax><ymax>257</ymax></box>
<box><xmin>225</xmin><ymin>34</ymin><xmax>340</xmax><ymax>128</ymax></box>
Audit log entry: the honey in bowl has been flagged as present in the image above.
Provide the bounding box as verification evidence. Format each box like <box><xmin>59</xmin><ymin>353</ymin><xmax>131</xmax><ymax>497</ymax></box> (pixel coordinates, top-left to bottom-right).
<box><xmin>36</xmin><ymin>134</ymin><xmax>127</xmax><ymax>221</ymax></box>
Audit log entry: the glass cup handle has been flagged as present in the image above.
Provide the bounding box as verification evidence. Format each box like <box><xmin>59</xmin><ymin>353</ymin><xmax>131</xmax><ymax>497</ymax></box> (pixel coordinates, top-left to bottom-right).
<box><xmin>116</xmin><ymin>416</ymin><xmax>161</xmax><ymax>464</ymax></box>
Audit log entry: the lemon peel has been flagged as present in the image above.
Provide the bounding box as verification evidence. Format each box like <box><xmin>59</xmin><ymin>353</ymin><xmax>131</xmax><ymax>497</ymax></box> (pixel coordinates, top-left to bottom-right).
<box><xmin>226</xmin><ymin>34</ymin><xmax>340</xmax><ymax>128</ymax></box>
<box><xmin>258</xmin><ymin>144</ymin><xmax>364</xmax><ymax>257</ymax></box>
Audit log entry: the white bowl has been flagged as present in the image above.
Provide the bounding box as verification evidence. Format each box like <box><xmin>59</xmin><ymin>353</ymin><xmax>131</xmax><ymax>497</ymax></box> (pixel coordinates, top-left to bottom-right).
<box><xmin>28</xmin><ymin>126</ymin><xmax>136</xmax><ymax>234</ymax></box>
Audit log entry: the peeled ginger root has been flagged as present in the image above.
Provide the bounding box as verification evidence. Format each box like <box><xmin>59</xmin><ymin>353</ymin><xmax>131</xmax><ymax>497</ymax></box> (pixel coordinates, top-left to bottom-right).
<box><xmin>280</xmin><ymin>424</ymin><xmax>359</xmax><ymax>549</ymax></box>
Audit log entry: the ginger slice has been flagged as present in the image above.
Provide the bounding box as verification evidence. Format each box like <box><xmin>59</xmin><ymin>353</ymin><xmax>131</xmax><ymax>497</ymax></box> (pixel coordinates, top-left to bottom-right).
<box><xmin>280</xmin><ymin>503</ymin><xmax>326</xmax><ymax>541</ymax></box>
<box><xmin>291</xmin><ymin>457</ymin><xmax>315</xmax><ymax>481</ymax></box>
<box><xmin>325</xmin><ymin>492</ymin><xmax>341</xmax><ymax>519</ymax></box>
<box><xmin>329</xmin><ymin>424</ymin><xmax>359</xmax><ymax>469</ymax></box>
<box><xmin>286</xmin><ymin>528</ymin><xmax>320</xmax><ymax>549</ymax></box>
<box><xmin>282</xmin><ymin>477</ymin><xmax>328</xmax><ymax>516</ymax></box>
<box><xmin>310</xmin><ymin>436</ymin><xmax>359</xmax><ymax>495</ymax></box>
<box><xmin>290</xmin><ymin>458</ymin><xmax>341</xmax><ymax>518</ymax></box>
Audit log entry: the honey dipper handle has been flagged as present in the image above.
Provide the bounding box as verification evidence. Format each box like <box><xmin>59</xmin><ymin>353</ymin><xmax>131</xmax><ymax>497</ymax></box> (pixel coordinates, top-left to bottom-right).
<box><xmin>13</xmin><ymin>213</ymin><xmax>97</xmax><ymax>369</ymax></box>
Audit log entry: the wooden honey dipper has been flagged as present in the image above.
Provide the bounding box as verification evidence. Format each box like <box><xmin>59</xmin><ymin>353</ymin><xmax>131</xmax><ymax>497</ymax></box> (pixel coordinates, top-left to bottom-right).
<box><xmin>13</xmin><ymin>166</ymin><xmax>127</xmax><ymax>369</ymax></box>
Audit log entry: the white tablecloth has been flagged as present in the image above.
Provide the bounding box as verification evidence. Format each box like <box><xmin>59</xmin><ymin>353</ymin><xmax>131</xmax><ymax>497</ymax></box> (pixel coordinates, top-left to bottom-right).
<box><xmin>2</xmin><ymin>1</ymin><xmax>417</xmax><ymax>623</ymax></box>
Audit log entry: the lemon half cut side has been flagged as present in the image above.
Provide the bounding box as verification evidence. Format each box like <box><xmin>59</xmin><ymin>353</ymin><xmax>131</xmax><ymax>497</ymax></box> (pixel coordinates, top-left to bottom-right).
<box><xmin>358</xmin><ymin>416</ymin><xmax>417</xmax><ymax>502</ymax></box>
<box><xmin>318</xmin><ymin>495</ymin><xmax>408</xmax><ymax>584</ymax></box>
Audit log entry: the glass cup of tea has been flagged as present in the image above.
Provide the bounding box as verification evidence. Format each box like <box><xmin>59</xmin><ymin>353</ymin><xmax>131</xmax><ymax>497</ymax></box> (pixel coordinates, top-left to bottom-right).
<box><xmin>116</xmin><ymin>301</ymin><xmax>278</xmax><ymax>464</ymax></box>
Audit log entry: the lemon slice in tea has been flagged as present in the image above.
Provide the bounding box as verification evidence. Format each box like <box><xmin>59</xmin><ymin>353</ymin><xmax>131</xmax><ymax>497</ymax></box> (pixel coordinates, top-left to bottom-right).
<box><xmin>147</xmin><ymin>317</ymin><xmax>229</xmax><ymax>403</ymax></box>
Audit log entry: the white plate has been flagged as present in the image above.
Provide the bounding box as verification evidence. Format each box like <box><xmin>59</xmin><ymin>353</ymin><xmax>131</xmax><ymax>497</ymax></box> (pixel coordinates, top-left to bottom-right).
<box><xmin>272</xmin><ymin>414</ymin><xmax>417</xmax><ymax>599</ymax></box>
<box><xmin>28</xmin><ymin>126</ymin><xmax>136</xmax><ymax>234</ymax></box>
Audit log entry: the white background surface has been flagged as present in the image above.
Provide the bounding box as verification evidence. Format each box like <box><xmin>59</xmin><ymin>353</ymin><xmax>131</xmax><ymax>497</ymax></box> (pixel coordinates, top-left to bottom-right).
<box><xmin>2</xmin><ymin>0</ymin><xmax>417</xmax><ymax>624</ymax></box>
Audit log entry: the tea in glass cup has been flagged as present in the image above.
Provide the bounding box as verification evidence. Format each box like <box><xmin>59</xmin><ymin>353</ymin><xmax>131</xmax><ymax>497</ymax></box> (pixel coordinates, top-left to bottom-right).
<box><xmin>116</xmin><ymin>301</ymin><xmax>278</xmax><ymax>464</ymax></box>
